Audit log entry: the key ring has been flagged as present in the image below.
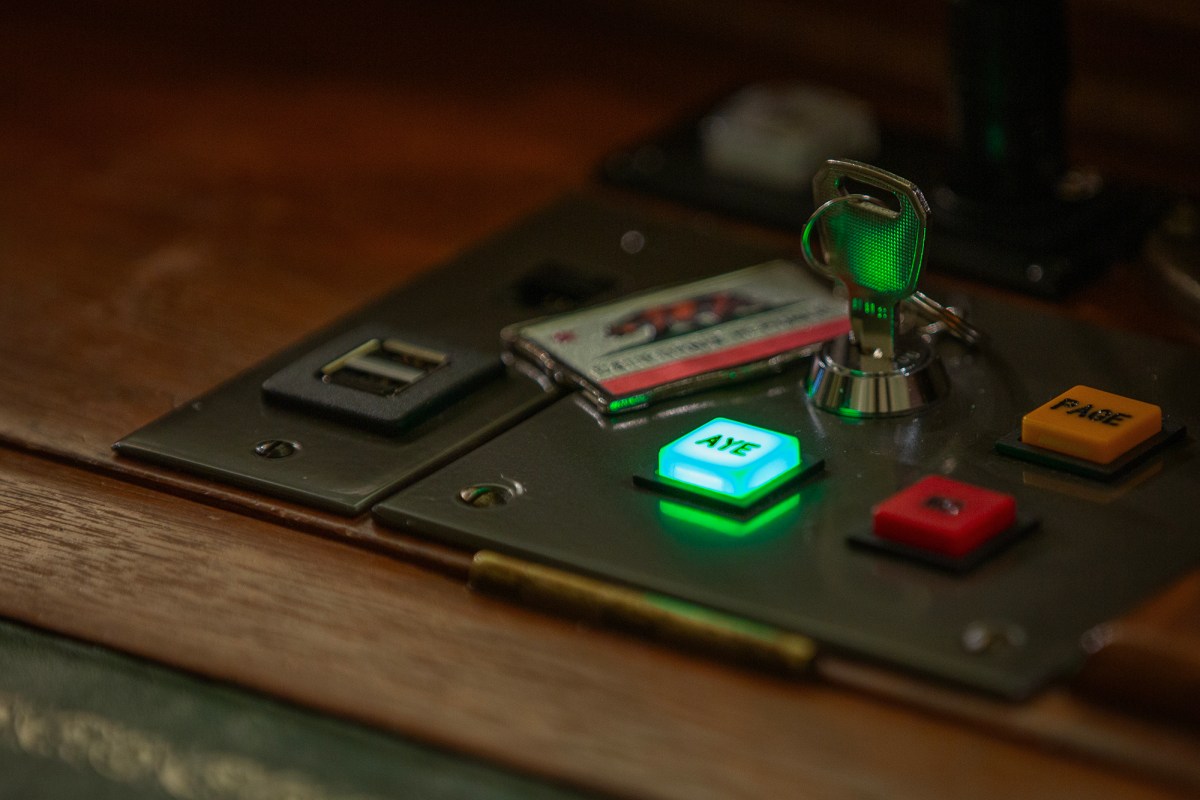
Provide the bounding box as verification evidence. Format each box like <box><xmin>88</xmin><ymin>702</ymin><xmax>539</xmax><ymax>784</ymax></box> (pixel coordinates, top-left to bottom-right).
<box><xmin>904</xmin><ymin>290</ymin><xmax>986</xmax><ymax>348</ymax></box>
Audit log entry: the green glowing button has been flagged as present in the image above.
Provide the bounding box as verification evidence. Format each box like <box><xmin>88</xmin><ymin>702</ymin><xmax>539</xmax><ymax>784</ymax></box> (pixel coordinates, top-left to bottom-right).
<box><xmin>658</xmin><ymin>418</ymin><xmax>800</xmax><ymax>502</ymax></box>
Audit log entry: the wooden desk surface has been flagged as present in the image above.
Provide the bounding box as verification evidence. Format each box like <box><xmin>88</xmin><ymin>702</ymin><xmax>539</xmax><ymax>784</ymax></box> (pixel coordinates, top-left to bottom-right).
<box><xmin>3</xmin><ymin>2</ymin><xmax>1199</xmax><ymax>797</ymax></box>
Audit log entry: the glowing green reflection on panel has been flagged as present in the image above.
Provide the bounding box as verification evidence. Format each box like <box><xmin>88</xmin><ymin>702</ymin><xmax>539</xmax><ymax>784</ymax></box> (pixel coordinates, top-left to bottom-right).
<box><xmin>608</xmin><ymin>393</ymin><xmax>650</xmax><ymax>413</ymax></box>
<box><xmin>659</xmin><ymin>494</ymin><xmax>799</xmax><ymax>538</ymax></box>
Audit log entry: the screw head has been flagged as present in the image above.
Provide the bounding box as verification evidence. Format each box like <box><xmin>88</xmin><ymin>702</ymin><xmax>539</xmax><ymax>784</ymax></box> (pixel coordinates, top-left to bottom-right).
<box><xmin>253</xmin><ymin>439</ymin><xmax>299</xmax><ymax>459</ymax></box>
<box><xmin>961</xmin><ymin>620</ymin><xmax>1026</xmax><ymax>654</ymax></box>
<box><xmin>458</xmin><ymin>484</ymin><xmax>513</xmax><ymax>508</ymax></box>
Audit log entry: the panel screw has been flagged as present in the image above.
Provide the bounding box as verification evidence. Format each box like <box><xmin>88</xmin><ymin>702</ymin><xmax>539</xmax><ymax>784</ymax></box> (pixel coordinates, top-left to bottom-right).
<box><xmin>620</xmin><ymin>229</ymin><xmax>646</xmax><ymax>254</ymax></box>
<box><xmin>458</xmin><ymin>484</ymin><xmax>512</xmax><ymax>508</ymax></box>
<box><xmin>254</xmin><ymin>439</ymin><xmax>299</xmax><ymax>459</ymax></box>
<box><xmin>961</xmin><ymin>620</ymin><xmax>1026</xmax><ymax>654</ymax></box>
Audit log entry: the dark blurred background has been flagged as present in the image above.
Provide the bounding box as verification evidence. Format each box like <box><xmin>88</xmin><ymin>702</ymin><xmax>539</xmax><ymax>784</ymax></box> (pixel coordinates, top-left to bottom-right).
<box><xmin>2</xmin><ymin>1</ymin><xmax>1198</xmax><ymax>344</ymax></box>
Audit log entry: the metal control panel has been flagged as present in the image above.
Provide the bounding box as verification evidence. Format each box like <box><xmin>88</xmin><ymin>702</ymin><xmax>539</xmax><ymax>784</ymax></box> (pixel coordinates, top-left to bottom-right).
<box><xmin>120</xmin><ymin>195</ymin><xmax>1199</xmax><ymax>697</ymax></box>
<box><xmin>372</xmin><ymin>294</ymin><xmax>1198</xmax><ymax>698</ymax></box>
<box><xmin>116</xmin><ymin>197</ymin><xmax>781</xmax><ymax>514</ymax></box>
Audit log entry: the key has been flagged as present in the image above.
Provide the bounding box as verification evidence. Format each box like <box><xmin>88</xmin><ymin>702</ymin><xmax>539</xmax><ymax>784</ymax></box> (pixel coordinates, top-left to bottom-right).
<box><xmin>802</xmin><ymin>159</ymin><xmax>930</xmax><ymax>362</ymax></box>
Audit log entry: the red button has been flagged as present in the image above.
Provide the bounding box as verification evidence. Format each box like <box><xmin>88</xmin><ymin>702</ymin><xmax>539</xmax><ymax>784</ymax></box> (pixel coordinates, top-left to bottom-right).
<box><xmin>872</xmin><ymin>476</ymin><xmax>1016</xmax><ymax>558</ymax></box>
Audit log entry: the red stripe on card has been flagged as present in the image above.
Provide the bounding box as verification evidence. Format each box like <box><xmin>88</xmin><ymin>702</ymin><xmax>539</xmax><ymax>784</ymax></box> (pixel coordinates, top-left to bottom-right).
<box><xmin>599</xmin><ymin>318</ymin><xmax>850</xmax><ymax>396</ymax></box>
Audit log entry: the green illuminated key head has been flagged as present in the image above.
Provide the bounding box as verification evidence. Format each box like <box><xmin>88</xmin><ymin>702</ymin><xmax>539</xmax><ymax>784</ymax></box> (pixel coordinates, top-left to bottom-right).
<box><xmin>658</xmin><ymin>417</ymin><xmax>800</xmax><ymax>500</ymax></box>
<box><xmin>811</xmin><ymin>160</ymin><xmax>930</xmax><ymax>302</ymax></box>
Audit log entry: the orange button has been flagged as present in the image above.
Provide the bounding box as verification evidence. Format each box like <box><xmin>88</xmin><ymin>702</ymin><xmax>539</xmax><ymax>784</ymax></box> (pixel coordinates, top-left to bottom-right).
<box><xmin>1021</xmin><ymin>385</ymin><xmax>1162</xmax><ymax>464</ymax></box>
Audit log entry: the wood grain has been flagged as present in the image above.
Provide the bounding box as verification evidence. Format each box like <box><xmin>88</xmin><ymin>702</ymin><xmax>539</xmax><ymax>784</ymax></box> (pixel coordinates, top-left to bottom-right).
<box><xmin>0</xmin><ymin>448</ymin><xmax>1192</xmax><ymax>800</ymax></box>
<box><xmin>1074</xmin><ymin>572</ymin><xmax>1200</xmax><ymax>725</ymax></box>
